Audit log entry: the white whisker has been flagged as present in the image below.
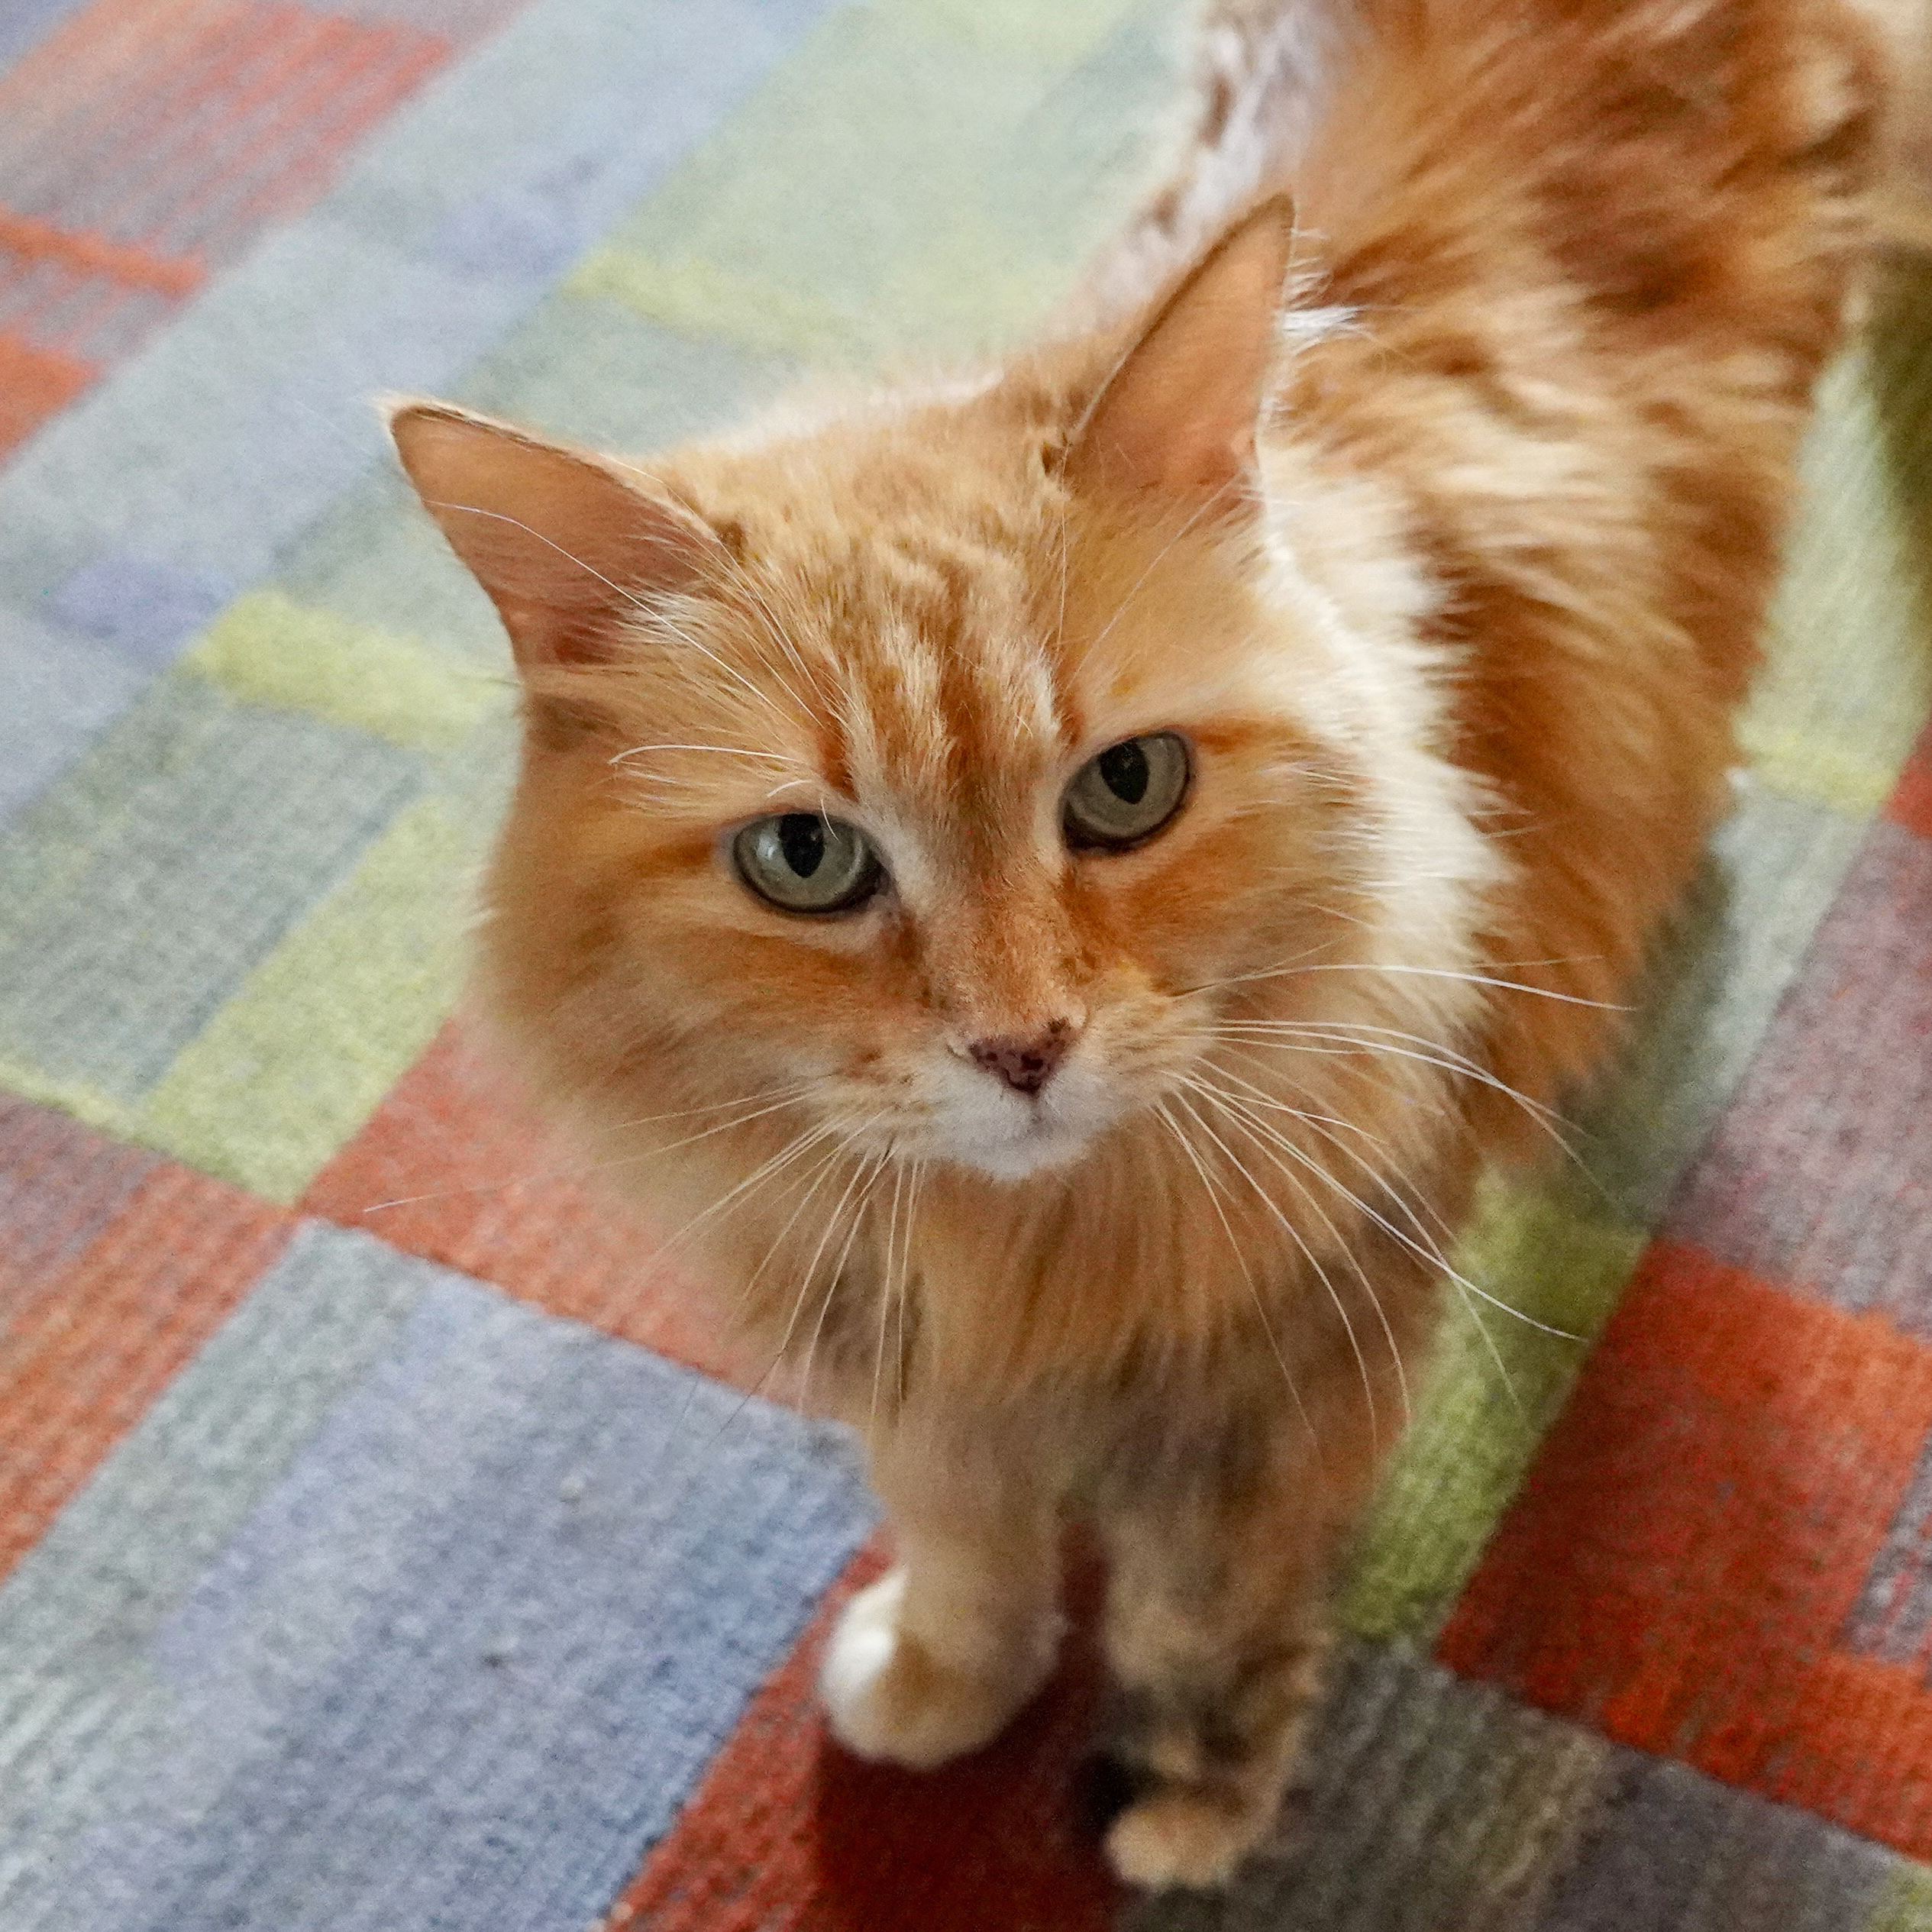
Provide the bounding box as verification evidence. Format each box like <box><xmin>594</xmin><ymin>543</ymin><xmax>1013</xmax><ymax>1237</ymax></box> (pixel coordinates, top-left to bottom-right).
<box><xmin>870</xmin><ymin>1162</ymin><xmax>907</xmax><ymax>1442</ymax></box>
<box><xmin>1216</xmin><ymin>956</ymin><xmax>1626</xmax><ymax>1011</ymax></box>
<box><xmin>1195</xmin><ymin>1048</ymin><xmax>1575</xmax><ymax>1339</ymax></box>
<box><xmin>660</xmin><ymin>1118</ymin><xmax>867</xmax><ymax>1469</ymax></box>
<box><xmin>640</xmin><ymin>1123</ymin><xmax>842</xmax><ymax>1291</ymax></box>
<box><xmin>798</xmin><ymin>1152</ymin><xmax>890</xmax><ymax>1419</ymax></box>
<box><xmin>896</xmin><ymin>1161</ymin><xmax>923</xmax><ymax>1410</ymax></box>
<box><xmin>721</xmin><ymin>1126</ymin><xmax>887</xmax><ymax>1441</ymax></box>
<box><xmin>1207</xmin><ymin>1020</ymin><xmax>1577</xmax><ymax>1154</ymax></box>
<box><xmin>610</xmin><ymin>741</ymin><xmax>800</xmax><ymax>770</ymax></box>
<box><xmin>1187</xmin><ymin>1069</ymin><xmax>1531</xmax><ymax>1417</ymax></box>
<box><xmin>1158</xmin><ymin>1097</ymin><xmax>1323</xmax><ymax>1459</ymax></box>
<box><xmin>424</xmin><ymin>499</ymin><xmax>809</xmax><ymax>722</ymax></box>
<box><xmin>1184</xmin><ymin>1071</ymin><xmax>1410</xmax><ymax>1434</ymax></box>
<box><xmin>1074</xmin><ymin>470</ymin><xmax>1249</xmax><ymax>670</ymax></box>
<box><xmin>357</xmin><ymin>1082</ymin><xmax>816</xmax><ymax>1214</ymax></box>
<box><xmin>1178</xmin><ymin>1081</ymin><xmax>1384</xmax><ymax>1448</ymax></box>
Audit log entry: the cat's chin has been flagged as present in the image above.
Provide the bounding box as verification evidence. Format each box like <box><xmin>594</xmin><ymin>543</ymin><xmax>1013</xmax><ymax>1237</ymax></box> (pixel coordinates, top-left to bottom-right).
<box><xmin>940</xmin><ymin>1119</ymin><xmax>1099</xmax><ymax>1184</ymax></box>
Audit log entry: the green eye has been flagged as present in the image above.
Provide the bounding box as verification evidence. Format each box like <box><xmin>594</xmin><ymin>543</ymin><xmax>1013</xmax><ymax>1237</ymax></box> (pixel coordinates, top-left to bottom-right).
<box><xmin>1062</xmin><ymin>732</ymin><xmax>1190</xmax><ymax>851</ymax></box>
<box><xmin>733</xmin><ymin>813</ymin><xmax>884</xmax><ymax>913</ymax></box>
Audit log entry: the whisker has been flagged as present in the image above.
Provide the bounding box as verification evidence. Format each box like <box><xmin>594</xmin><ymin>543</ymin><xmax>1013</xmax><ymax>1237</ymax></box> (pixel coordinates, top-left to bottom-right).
<box><xmin>1212</xmin><ymin>1038</ymin><xmax>1456</xmax><ymax>1142</ymax></box>
<box><xmin>1210</xmin><ymin>1029</ymin><xmax>1619</xmax><ymax>1229</ymax></box>
<box><xmin>770</xmin><ymin>1126</ymin><xmax>884</xmax><ymax>1363</ymax></box>
<box><xmin>422</xmin><ymin>499</ymin><xmax>809</xmax><ymax>722</ymax></box>
<box><xmin>1178</xmin><ymin>937</ymin><xmax>1340</xmax><ymax>997</ymax></box>
<box><xmin>798</xmin><ymin>1152</ymin><xmax>890</xmax><ymax>1420</ymax></box>
<box><xmin>1210</xmin><ymin>1019</ymin><xmax>1565</xmax><ymax>1120</ymax></box>
<box><xmin>733</xmin><ymin>1132</ymin><xmax>859</xmax><ymax>1308</ymax></box>
<box><xmin>1197</xmin><ymin>1053</ymin><xmax>1574</xmax><ymax>1339</ymax></box>
<box><xmin>609</xmin><ymin>741</ymin><xmax>800</xmax><ymax>771</ymax></box>
<box><xmin>357</xmin><ymin>1082</ymin><xmax>816</xmax><ymax>1214</ymax></box>
<box><xmin>1207</xmin><ymin>1052</ymin><xmax>1462</xmax><ymax>1248</ymax></box>
<box><xmin>713</xmin><ymin>1126</ymin><xmax>887</xmax><ymax>1449</ymax></box>
<box><xmin>573</xmin><ymin>1094</ymin><xmax>835</xmax><ymax>1202</ymax></box>
<box><xmin>638</xmin><ymin>1121</ymin><xmax>849</xmax><ymax>1294</ymax></box>
<box><xmin>1184</xmin><ymin>1071</ymin><xmax>1411</xmax><ymax>1434</ymax></box>
<box><xmin>683</xmin><ymin>519</ymin><xmax>829</xmax><ymax>709</ymax></box>
<box><xmin>869</xmin><ymin>1162</ymin><xmax>907</xmax><ymax>1443</ymax></box>
<box><xmin>1206</xmin><ymin>1021</ymin><xmax>1578</xmax><ymax>1153</ymax></box>
<box><xmin>1178</xmin><ymin>1081</ymin><xmax>1384</xmax><ymax>1449</ymax></box>
<box><xmin>1187</xmin><ymin>1071</ymin><xmax>1532</xmax><ymax>1418</ymax></box>
<box><xmin>1216</xmin><ymin>957</ymin><xmax>1627</xmax><ymax>1011</ymax></box>
<box><xmin>653</xmin><ymin>603</ymin><xmax>817</xmax><ymax>727</ymax></box>
<box><xmin>659</xmin><ymin>1119</ymin><xmax>870</xmax><ymax>1475</ymax></box>
<box><xmin>1053</xmin><ymin>491</ymin><xmax>1073</xmax><ymax>659</ymax></box>
<box><xmin>1074</xmin><ymin>470</ymin><xmax>1248</xmax><ymax>670</ymax></box>
<box><xmin>1157</xmin><ymin>1097</ymin><xmax>1323</xmax><ymax>1461</ymax></box>
<box><xmin>896</xmin><ymin>1161</ymin><xmax>923</xmax><ymax>1410</ymax></box>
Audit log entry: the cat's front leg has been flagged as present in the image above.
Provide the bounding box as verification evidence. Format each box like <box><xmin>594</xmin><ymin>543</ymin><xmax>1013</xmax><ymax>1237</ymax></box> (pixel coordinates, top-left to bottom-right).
<box><xmin>1094</xmin><ymin>1413</ymin><xmax>1360</xmax><ymax>1891</ymax></box>
<box><xmin>820</xmin><ymin>1417</ymin><xmax>1064</xmax><ymax>1769</ymax></box>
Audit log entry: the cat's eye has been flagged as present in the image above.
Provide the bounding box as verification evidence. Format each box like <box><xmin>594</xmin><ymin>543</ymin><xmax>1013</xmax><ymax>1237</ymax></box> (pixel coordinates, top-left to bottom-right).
<box><xmin>1062</xmin><ymin>732</ymin><xmax>1191</xmax><ymax>851</ymax></box>
<box><xmin>733</xmin><ymin>813</ymin><xmax>884</xmax><ymax>914</ymax></box>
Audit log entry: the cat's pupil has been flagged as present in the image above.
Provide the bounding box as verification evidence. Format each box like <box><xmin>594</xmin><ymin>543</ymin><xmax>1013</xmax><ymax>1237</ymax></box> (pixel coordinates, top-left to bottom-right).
<box><xmin>777</xmin><ymin>815</ymin><xmax>825</xmax><ymax>877</ymax></box>
<box><xmin>1098</xmin><ymin>740</ymin><xmax>1150</xmax><ymax>805</ymax></box>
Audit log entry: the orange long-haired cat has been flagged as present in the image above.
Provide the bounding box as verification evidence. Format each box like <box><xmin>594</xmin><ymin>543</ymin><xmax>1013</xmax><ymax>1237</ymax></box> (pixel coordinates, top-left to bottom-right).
<box><xmin>390</xmin><ymin>0</ymin><xmax>1922</xmax><ymax>1891</ymax></box>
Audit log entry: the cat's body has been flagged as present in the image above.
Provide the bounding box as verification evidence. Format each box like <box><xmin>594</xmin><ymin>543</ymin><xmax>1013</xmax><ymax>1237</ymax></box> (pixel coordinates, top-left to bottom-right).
<box><xmin>392</xmin><ymin>0</ymin><xmax>1911</xmax><ymax>1890</ymax></box>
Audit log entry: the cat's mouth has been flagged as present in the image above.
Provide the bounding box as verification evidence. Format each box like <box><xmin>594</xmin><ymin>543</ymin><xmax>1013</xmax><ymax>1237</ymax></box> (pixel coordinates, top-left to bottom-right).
<box><xmin>924</xmin><ymin>1065</ymin><xmax>1125</xmax><ymax>1182</ymax></box>
<box><xmin>949</xmin><ymin>1108</ymin><xmax>1097</xmax><ymax>1182</ymax></box>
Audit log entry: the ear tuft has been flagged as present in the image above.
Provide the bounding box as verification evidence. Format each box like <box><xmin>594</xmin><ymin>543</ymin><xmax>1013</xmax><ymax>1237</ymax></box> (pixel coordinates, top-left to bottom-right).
<box><xmin>1067</xmin><ymin>195</ymin><xmax>1297</xmax><ymax>512</ymax></box>
<box><xmin>388</xmin><ymin>400</ymin><xmax>713</xmax><ymax>671</ymax></box>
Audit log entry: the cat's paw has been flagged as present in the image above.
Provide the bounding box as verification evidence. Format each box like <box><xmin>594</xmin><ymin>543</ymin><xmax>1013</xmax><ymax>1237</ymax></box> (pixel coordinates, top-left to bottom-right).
<box><xmin>1104</xmin><ymin>1782</ymin><xmax>1262</xmax><ymax>1892</ymax></box>
<box><xmin>819</xmin><ymin>1569</ymin><xmax>1058</xmax><ymax>1770</ymax></box>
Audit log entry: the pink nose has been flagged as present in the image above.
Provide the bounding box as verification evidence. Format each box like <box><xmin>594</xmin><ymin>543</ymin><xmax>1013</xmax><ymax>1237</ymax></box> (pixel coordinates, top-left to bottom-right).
<box><xmin>968</xmin><ymin>1022</ymin><xmax>1074</xmax><ymax>1097</ymax></box>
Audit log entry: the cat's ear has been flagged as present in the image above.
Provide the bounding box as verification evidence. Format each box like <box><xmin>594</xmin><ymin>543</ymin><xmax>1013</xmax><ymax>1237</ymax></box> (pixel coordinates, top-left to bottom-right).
<box><xmin>1066</xmin><ymin>195</ymin><xmax>1295</xmax><ymax>512</ymax></box>
<box><xmin>387</xmin><ymin>399</ymin><xmax>712</xmax><ymax>670</ymax></box>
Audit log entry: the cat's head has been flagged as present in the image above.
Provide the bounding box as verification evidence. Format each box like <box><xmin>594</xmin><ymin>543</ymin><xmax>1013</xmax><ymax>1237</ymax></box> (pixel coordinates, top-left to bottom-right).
<box><xmin>393</xmin><ymin>204</ymin><xmax>1495</xmax><ymax>1198</ymax></box>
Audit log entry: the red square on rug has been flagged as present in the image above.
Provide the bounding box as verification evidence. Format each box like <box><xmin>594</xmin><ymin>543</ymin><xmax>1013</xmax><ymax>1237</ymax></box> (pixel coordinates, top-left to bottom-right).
<box><xmin>303</xmin><ymin>1023</ymin><xmax>751</xmax><ymax>1383</ymax></box>
<box><xmin>609</xmin><ymin>1541</ymin><xmax>1123</xmax><ymax>1932</ymax></box>
<box><xmin>1439</xmin><ymin>1239</ymin><xmax>1932</xmax><ymax>1857</ymax></box>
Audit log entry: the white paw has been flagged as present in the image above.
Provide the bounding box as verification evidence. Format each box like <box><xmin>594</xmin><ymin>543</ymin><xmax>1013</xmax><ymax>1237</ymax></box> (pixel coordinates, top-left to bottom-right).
<box><xmin>1105</xmin><ymin>1786</ymin><xmax>1258</xmax><ymax>1892</ymax></box>
<box><xmin>818</xmin><ymin>1569</ymin><xmax>1059</xmax><ymax>1770</ymax></box>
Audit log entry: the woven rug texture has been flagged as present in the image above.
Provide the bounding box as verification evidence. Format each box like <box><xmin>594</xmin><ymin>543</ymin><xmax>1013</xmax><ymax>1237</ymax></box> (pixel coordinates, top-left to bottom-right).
<box><xmin>2</xmin><ymin>2</ymin><xmax>1930</xmax><ymax>1927</ymax></box>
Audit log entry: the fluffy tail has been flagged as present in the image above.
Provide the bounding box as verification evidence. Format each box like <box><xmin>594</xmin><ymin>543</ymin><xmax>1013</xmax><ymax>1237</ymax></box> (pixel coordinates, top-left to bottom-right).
<box><xmin>1079</xmin><ymin>0</ymin><xmax>1919</xmax><ymax>324</ymax></box>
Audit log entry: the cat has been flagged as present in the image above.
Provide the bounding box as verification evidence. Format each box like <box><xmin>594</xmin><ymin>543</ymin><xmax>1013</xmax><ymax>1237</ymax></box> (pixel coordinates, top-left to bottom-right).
<box><xmin>389</xmin><ymin>0</ymin><xmax>1908</xmax><ymax>1892</ymax></box>
<box><xmin>1859</xmin><ymin>0</ymin><xmax>1932</xmax><ymax>242</ymax></box>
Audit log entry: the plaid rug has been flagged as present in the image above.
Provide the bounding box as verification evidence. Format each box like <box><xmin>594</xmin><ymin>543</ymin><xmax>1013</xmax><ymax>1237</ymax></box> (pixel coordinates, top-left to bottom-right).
<box><xmin>2</xmin><ymin>4</ymin><xmax>1930</xmax><ymax>1927</ymax></box>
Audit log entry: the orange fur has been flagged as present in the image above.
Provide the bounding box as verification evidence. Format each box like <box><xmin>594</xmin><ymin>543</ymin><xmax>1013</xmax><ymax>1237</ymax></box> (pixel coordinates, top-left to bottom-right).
<box><xmin>391</xmin><ymin>0</ymin><xmax>1893</xmax><ymax>1889</ymax></box>
<box><xmin>1853</xmin><ymin>0</ymin><xmax>1932</xmax><ymax>244</ymax></box>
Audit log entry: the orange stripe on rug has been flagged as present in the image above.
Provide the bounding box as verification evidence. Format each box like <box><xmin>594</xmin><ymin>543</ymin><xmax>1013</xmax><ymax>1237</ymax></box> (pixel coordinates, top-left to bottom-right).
<box><xmin>0</xmin><ymin>207</ymin><xmax>203</xmax><ymax>297</ymax></box>
<box><xmin>0</xmin><ymin>1</ymin><xmax>455</xmax><ymax>385</ymax></box>
<box><xmin>0</xmin><ymin>0</ymin><xmax>248</xmax><ymax>156</ymax></box>
<box><xmin>302</xmin><ymin>1023</ymin><xmax>751</xmax><ymax>1385</ymax></box>
<box><xmin>0</xmin><ymin>1156</ymin><xmax>293</xmax><ymax>1585</ymax></box>
<box><xmin>1438</xmin><ymin>1239</ymin><xmax>1932</xmax><ymax>1858</ymax></box>
<box><xmin>606</xmin><ymin>1539</ymin><xmax>1123</xmax><ymax>1932</ymax></box>
<box><xmin>0</xmin><ymin>334</ymin><xmax>98</xmax><ymax>456</ymax></box>
<box><xmin>123</xmin><ymin>6</ymin><xmax>450</xmax><ymax>259</ymax></box>
<box><xmin>1888</xmin><ymin>722</ymin><xmax>1932</xmax><ymax>841</ymax></box>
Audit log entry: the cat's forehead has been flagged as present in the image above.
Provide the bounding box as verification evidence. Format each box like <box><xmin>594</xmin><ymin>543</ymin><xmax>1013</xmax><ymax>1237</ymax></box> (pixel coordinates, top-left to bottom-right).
<box><xmin>670</xmin><ymin>418</ymin><xmax>1068</xmax><ymax>769</ymax></box>
<box><xmin>662</xmin><ymin>393</ymin><xmax>1305</xmax><ymax>818</ymax></box>
<box><xmin>790</xmin><ymin>517</ymin><xmax>1071</xmax><ymax>819</ymax></box>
